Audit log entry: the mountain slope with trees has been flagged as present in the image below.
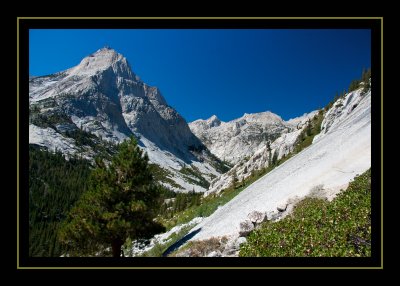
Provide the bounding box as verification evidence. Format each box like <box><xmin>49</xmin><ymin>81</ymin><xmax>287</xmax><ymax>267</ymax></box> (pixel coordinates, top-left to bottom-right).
<box><xmin>29</xmin><ymin>145</ymin><xmax>92</xmax><ymax>257</ymax></box>
<box><xmin>59</xmin><ymin>137</ymin><xmax>165</xmax><ymax>257</ymax></box>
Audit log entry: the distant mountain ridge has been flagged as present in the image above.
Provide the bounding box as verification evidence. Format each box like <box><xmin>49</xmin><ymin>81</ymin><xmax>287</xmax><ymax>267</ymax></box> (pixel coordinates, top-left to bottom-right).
<box><xmin>189</xmin><ymin>110</ymin><xmax>318</xmax><ymax>165</ymax></box>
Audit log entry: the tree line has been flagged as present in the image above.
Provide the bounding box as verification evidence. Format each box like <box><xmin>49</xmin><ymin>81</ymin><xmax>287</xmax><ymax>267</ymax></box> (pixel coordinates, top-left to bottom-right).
<box><xmin>348</xmin><ymin>67</ymin><xmax>371</xmax><ymax>93</ymax></box>
<box><xmin>29</xmin><ymin>145</ymin><xmax>92</xmax><ymax>257</ymax></box>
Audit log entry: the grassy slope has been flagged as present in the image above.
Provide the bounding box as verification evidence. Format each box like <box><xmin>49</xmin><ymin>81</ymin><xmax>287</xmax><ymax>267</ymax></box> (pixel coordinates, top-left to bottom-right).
<box><xmin>240</xmin><ymin>169</ymin><xmax>371</xmax><ymax>257</ymax></box>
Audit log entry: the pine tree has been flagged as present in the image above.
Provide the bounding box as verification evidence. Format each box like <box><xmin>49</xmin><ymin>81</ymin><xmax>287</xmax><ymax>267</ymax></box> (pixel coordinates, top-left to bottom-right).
<box><xmin>349</xmin><ymin>80</ymin><xmax>360</xmax><ymax>92</ymax></box>
<box><xmin>268</xmin><ymin>150</ymin><xmax>272</xmax><ymax>166</ymax></box>
<box><xmin>232</xmin><ymin>169</ymin><xmax>238</xmax><ymax>189</ymax></box>
<box><xmin>272</xmin><ymin>150</ymin><xmax>279</xmax><ymax>166</ymax></box>
<box><xmin>361</xmin><ymin>67</ymin><xmax>371</xmax><ymax>84</ymax></box>
<box><xmin>58</xmin><ymin>137</ymin><xmax>165</xmax><ymax>257</ymax></box>
<box><xmin>333</xmin><ymin>92</ymin><xmax>339</xmax><ymax>102</ymax></box>
<box><xmin>306</xmin><ymin>120</ymin><xmax>312</xmax><ymax>136</ymax></box>
<box><xmin>361</xmin><ymin>67</ymin><xmax>371</xmax><ymax>94</ymax></box>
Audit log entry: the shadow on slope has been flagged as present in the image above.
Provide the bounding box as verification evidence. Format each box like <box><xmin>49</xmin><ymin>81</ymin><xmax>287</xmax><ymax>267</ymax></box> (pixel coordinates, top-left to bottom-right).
<box><xmin>162</xmin><ymin>228</ymin><xmax>202</xmax><ymax>257</ymax></box>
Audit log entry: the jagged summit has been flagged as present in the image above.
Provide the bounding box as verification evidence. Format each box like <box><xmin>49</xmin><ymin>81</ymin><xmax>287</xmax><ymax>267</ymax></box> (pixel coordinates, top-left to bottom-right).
<box><xmin>67</xmin><ymin>47</ymin><xmax>134</xmax><ymax>79</ymax></box>
<box><xmin>189</xmin><ymin>115</ymin><xmax>222</xmax><ymax>130</ymax></box>
<box><xmin>207</xmin><ymin>115</ymin><xmax>222</xmax><ymax>127</ymax></box>
<box><xmin>239</xmin><ymin>111</ymin><xmax>283</xmax><ymax>124</ymax></box>
<box><xmin>91</xmin><ymin>46</ymin><xmax>124</xmax><ymax>62</ymax></box>
<box><xmin>208</xmin><ymin>114</ymin><xmax>219</xmax><ymax>121</ymax></box>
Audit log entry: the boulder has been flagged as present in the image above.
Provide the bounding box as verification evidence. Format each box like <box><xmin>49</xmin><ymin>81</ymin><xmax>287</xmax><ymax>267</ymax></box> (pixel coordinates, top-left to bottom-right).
<box><xmin>239</xmin><ymin>220</ymin><xmax>254</xmax><ymax>237</ymax></box>
<box><xmin>222</xmin><ymin>237</ymin><xmax>248</xmax><ymax>257</ymax></box>
<box><xmin>247</xmin><ymin>211</ymin><xmax>267</xmax><ymax>225</ymax></box>
<box><xmin>236</xmin><ymin>236</ymin><xmax>247</xmax><ymax>247</ymax></box>
<box><xmin>267</xmin><ymin>211</ymin><xmax>281</xmax><ymax>221</ymax></box>
<box><xmin>207</xmin><ymin>251</ymin><xmax>222</xmax><ymax>257</ymax></box>
<box><xmin>277</xmin><ymin>203</ymin><xmax>288</xmax><ymax>212</ymax></box>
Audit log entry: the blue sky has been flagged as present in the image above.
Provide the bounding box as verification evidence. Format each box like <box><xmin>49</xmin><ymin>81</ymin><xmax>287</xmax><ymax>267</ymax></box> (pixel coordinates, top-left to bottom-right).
<box><xmin>30</xmin><ymin>29</ymin><xmax>370</xmax><ymax>122</ymax></box>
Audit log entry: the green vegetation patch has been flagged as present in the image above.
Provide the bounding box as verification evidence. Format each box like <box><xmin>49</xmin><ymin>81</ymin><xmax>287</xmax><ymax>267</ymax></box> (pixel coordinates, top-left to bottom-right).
<box><xmin>179</xmin><ymin>166</ymin><xmax>210</xmax><ymax>189</ymax></box>
<box><xmin>149</xmin><ymin>164</ymin><xmax>184</xmax><ymax>190</ymax></box>
<box><xmin>240</xmin><ymin>169</ymin><xmax>371</xmax><ymax>257</ymax></box>
<box><xmin>293</xmin><ymin>110</ymin><xmax>324</xmax><ymax>154</ymax></box>
<box><xmin>30</xmin><ymin>111</ymin><xmax>72</xmax><ymax>129</ymax></box>
<box><xmin>209</xmin><ymin>155</ymin><xmax>231</xmax><ymax>174</ymax></box>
